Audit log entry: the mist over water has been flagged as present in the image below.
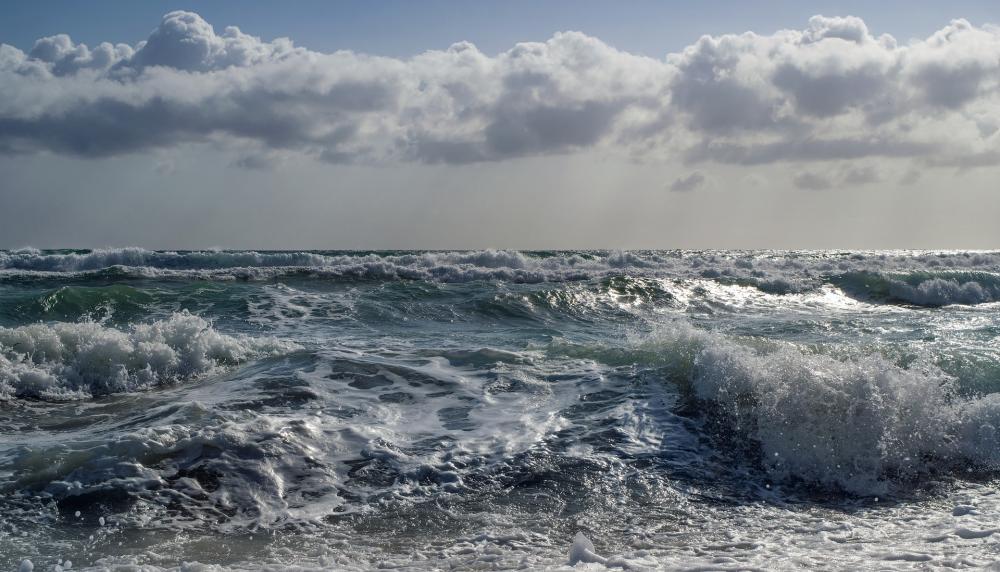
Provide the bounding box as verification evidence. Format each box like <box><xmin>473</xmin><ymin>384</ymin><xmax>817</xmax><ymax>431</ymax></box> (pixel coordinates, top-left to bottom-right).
<box><xmin>2</xmin><ymin>249</ymin><xmax>1000</xmax><ymax>570</ymax></box>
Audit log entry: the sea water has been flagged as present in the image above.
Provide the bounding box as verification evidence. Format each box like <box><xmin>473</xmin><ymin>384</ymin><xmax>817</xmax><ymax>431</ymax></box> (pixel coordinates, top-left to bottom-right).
<box><xmin>1</xmin><ymin>248</ymin><xmax>1000</xmax><ymax>570</ymax></box>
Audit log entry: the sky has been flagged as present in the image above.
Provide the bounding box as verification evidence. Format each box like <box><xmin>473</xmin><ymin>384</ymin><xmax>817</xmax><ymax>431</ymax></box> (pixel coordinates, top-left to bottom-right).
<box><xmin>1</xmin><ymin>1</ymin><xmax>1000</xmax><ymax>249</ymax></box>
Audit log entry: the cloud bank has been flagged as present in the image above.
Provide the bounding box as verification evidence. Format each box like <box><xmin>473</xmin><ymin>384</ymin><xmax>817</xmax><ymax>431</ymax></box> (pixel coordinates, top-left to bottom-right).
<box><xmin>1</xmin><ymin>11</ymin><xmax>999</xmax><ymax>169</ymax></box>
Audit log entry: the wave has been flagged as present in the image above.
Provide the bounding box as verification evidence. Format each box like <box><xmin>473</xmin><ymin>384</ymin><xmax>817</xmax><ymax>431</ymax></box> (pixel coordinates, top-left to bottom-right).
<box><xmin>0</xmin><ymin>251</ymin><xmax>599</xmax><ymax>284</ymax></box>
<box><xmin>9</xmin><ymin>284</ymin><xmax>154</xmax><ymax>323</ymax></box>
<box><xmin>689</xmin><ymin>332</ymin><xmax>1000</xmax><ymax>494</ymax></box>
<box><xmin>4</xmin><ymin>249</ymin><xmax>1000</xmax><ymax>291</ymax></box>
<box><xmin>553</xmin><ymin>325</ymin><xmax>1000</xmax><ymax>495</ymax></box>
<box><xmin>0</xmin><ymin>247</ymin><xmax>333</xmax><ymax>271</ymax></box>
<box><xmin>835</xmin><ymin>271</ymin><xmax>1000</xmax><ymax>306</ymax></box>
<box><xmin>0</xmin><ymin>311</ymin><xmax>299</xmax><ymax>400</ymax></box>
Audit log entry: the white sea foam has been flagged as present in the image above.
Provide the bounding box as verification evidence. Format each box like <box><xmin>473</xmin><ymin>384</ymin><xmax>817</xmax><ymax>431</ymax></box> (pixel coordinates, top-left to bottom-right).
<box><xmin>0</xmin><ymin>312</ymin><xmax>298</xmax><ymax>400</ymax></box>
<box><xmin>644</xmin><ymin>323</ymin><xmax>1000</xmax><ymax>494</ymax></box>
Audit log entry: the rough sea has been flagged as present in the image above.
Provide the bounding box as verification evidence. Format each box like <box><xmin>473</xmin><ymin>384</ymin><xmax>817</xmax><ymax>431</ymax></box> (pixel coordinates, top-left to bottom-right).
<box><xmin>2</xmin><ymin>248</ymin><xmax>1000</xmax><ymax>570</ymax></box>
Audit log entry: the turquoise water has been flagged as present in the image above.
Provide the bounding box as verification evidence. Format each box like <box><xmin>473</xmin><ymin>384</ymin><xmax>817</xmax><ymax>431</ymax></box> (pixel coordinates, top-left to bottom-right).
<box><xmin>2</xmin><ymin>249</ymin><xmax>1000</xmax><ymax>570</ymax></box>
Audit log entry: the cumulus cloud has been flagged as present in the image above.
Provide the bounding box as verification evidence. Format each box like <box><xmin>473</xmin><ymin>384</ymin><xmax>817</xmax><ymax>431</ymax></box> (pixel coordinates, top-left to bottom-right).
<box><xmin>29</xmin><ymin>34</ymin><xmax>134</xmax><ymax>76</ymax></box>
<box><xmin>1</xmin><ymin>11</ymin><xmax>999</xmax><ymax>170</ymax></box>
<box><xmin>127</xmin><ymin>11</ymin><xmax>297</xmax><ymax>72</ymax></box>
<box><xmin>669</xmin><ymin>171</ymin><xmax>706</xmax><ymax>192</ymax></box>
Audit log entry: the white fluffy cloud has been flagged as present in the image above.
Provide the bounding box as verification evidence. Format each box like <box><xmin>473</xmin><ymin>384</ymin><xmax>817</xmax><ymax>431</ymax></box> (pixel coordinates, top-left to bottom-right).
<box><xmin>1</xmin><ymin>11</ymin><xmax>999</xmax><ymax>170</ymax></box>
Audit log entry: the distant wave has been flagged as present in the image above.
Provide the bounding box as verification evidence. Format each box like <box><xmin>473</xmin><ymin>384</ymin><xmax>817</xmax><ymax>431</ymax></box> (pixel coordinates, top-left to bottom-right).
<box><xmin>835</xmin><ymin>271</ymin><xmax>1000</xmax><ymax>306</ymax></box>
<box><xmin>4</xmin><ymin>249</ymin><xmax>1000</xmax><ymax>306</ymax></box>
<box><xmin>0</xmin><ymin>248</ymin><xmax>601</xmax><ymax>283</ymax></box>
<box><xmin>0</xmin><ymin>311</ymin><xmax>299</xmax><ymax>400</ymax></box>
<box><xmin>0</xmin><ymin>247</ymin><xmax>333</xmax><ymax>271</ymax></box>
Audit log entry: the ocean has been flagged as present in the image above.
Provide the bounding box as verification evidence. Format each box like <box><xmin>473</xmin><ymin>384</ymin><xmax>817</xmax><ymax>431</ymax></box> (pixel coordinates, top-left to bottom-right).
<box><xmin>1</xmin><ymin>248</ymin><xmax>999</xmax><ymax>570</ymax></box>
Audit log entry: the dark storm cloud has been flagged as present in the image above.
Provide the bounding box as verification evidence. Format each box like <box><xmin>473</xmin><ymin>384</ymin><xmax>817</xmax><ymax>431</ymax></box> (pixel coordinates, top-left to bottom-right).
<box><xmin>1</xmin><ymin>11</ymin><xmax>999</xmax><ymax>168</ymax></box>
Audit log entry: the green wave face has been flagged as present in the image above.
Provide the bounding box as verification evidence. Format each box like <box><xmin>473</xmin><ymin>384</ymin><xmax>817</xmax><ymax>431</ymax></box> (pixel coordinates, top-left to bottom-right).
<box><xmin>12</xmin><ymin>284</ymin><xmax>155</xmax><ymax>323</ymax></box>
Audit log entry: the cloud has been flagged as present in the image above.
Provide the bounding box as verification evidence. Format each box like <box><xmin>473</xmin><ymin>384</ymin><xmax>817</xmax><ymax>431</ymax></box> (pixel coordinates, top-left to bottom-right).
<box><xmin>771</xmin><ymin>63</ymin><xmax>886</xmax><ymax>118</ymax></box>
<box><xmin>684</xmin><ymin>137</ymin><xmax>938</xmax><ymax>165</ymax></box>
<box><xmin>231</xmin><ymin>151</ymin><xmax>284</xmax><ymax>170</ymax></box>
<box><xmin>126</xmin><ymin>11</ymin><xmax>297</xmax><ymax>72</ymax></box>
<box><xmin>669</xmin><ymin>171</ymin><xmax>706</xmax><ymax>192</ymax></box>
<box><xmin>793</xmin><ymin>172</ymin><xmax>833</xmax><ymax>190</ymax></box>
<box><xmin>899</xmin><ymin>168</ymin><xmax>922</xmax><ymax>185</ymax></box>
<box><xmin>1</xmin><ymin>11</ymin><xmax>999</xmax><ymax>170</ymax></box>
<box><xmin>905</xmin><ymin>20</ymin><xmax>1000</xmax><ymax>110</ymax></box>
<box><xmin>925</xmin><ymin>149</ymin><xmax>1000</xmax><ymax>169</ymax></box>
<box><xmin>841</xmin><ymin>165</ymin><xmax>880</xmax><ymax>185</ymax></box>
<box><xmin>801</xmin><ymin>15</ymin><xmax>872</xmax><ymax>44</ymax></box>
<box><xmin>29</xmin><ymin>34</ymin><xmax>134</xmax><ymax>76</ymax></box>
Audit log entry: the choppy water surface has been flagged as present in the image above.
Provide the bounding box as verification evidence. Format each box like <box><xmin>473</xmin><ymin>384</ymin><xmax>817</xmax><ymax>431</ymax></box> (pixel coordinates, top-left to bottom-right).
<box><xmin>2</xmin><ymin>249</ymin><xmax>1000</xmax><ymax>570</ymax></box>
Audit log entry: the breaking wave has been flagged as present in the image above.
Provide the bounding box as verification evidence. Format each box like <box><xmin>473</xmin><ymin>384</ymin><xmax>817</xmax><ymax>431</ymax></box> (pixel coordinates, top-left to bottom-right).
<box><xmin>557</xmin><ymin>324</ymin><xmax>1000</xmax><ymax>495</ymax></box>
<box><xmin>677</xmin><ymin>327</ymin><xmax>1000</xmax><ymax>494</ymax></box>
<box><xmin>0</xmin><ymin>312</ymin><xmax>299</xmax><ymax>400</ymax></box>
<box><xmin>835</xmin><ymin>271</ymin><xmax>1000</xmax><ymax>306</ymax></box>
